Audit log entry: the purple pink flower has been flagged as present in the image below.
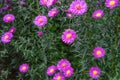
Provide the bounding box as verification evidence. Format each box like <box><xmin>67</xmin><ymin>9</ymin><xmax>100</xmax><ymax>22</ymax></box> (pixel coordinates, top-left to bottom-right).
<box><xmin>1</xmin><ymin>32</ymin><xmax>13</xmax><ymax>43</ymax></box>
<box><xmin>38</xmin><ymin>31</ymin><xmax>43</xmax><ymax>36</ymax></box>
<box><xmin>46</xmin><ymin>65</ymin><xmax>57</xmax><ymax>76</ymax></box>
<box><xmin>62</xmin><ymin>29</ymin><xmax>77</xmax><ymax>44</ymax></box>
<box><xmin>93</xmin><ymin>46</ymin><xmax>106</xmax><ymax>58</ymax></box>
<box><xmin>39</xmin><ymin>0</ymin><xmax>48</xmax><ymax>6</ymax></box>
<box><xmin>66</xmin><ymin>13</ymin><xmax>72</xmax><ymax>18</ymax></box>
<box><xmin>3</xmin><ymin>14</ymin><xmax>15</xmax><ymax>23</ymax></box>
<box><xmin>48</xmin><ymin>8</ymin><xmax>59</xmax><ymax>18</ymax></box>
<box><xmin>68</xmin><ymin>0</ymin><xmax>88</xmax><ymax>15</ymax></box>
<box><xmin>46</xmin><ymin>0</ymin><xmax>58</xmax><ymax>8</ymax></box>
<box><xmin>57</xmin><ymin>59</ymin><xmax>71</xmax><ymax>71</ymax></box>
<box><xmin>19</xmin><ymin>63</ymin><xmax>29</xmax><ymax>73</ymax></box>
<box><xmin>63</xmin><ymin>67</ymin><xmax>74</xmax><ymax>77</ymax></box>
<box><xmin>92</xmin><ymin>9</ymin><xmax>104</xmax><ymax>19</ymax></box>
<box><xmin>33</xmin><ymin>15</ymin><xmax>47</xmax><ymax>27</ymax></box>
<box><xmin>89</xmin><ymin>66</ymin><xmax>101</xmax><ymax>79</ymax></box>
<box><xmin>52</xmin><ymin>72</ymin><xmax>65</xmax><ymax>80</ymax></box>
<box><xmin>105</xmin><ymin>0</ymin><xmax>119</xmax><ymax>9</ymax></box>
<box><xmin>8</xmin><ymin>27</ymin><xmax>16</xmax><ymax>33</ymax></box>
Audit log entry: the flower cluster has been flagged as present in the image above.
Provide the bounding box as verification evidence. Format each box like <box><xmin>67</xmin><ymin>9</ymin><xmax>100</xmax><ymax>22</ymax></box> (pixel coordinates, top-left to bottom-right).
<box><xmin>46</xmin><ymin>59</ymin><xmax>74</xmax><ymax>80</ymax></box>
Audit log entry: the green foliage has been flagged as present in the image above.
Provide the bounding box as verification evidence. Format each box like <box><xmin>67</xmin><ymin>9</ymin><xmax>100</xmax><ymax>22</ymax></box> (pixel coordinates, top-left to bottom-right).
<box><xmin>0</xmin><ymin>0</ymin><xmax>120</xmax><ymax>80</ymax></box>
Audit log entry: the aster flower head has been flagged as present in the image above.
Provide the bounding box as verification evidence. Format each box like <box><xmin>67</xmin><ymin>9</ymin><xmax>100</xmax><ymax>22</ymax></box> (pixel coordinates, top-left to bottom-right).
<box><xmin>68</xmin><ymin>0</ymin><xmax>88</xmax><ymax>15</ymax></box>
<box><xmin>52</xmin><ymin>72</ymin><xmax>65</xmax><ymax>80</ymax></box>
<box><xmin>89</xmin><ymin>66</ymin><xmax>101</xmax><ymax>79</ymax></box>
<box><xmin>46</xmin><ymin>0</ymin><xmax>58</xmax><ymax>8</ymax></box>
<box><xmin>48</xmin><ymin>8</ymin><xmax>59</xmax><ymax>18</ymax></box>
<box><xmin>39</xmin><ymin>0</ymin><xmax>48</xmax><ymax>6</ymax></box>
<box><xmin>3</xmin><ymin>14</ymin><xmax>15</xmax><ymax>23</ymax></box>
<box><xmin>63</xmin><ymin>67</ymin><xmax>74</xmax><ymax>77</ymax></box>
<box><xmin>57</xmin><ymin>59</ymin><xmax>71</xmax><ymax>71</ymax></box>
<box><xmin>92</xmin><ymin>9</ymin><xmax>104</xmax><ymax>19</ymax></box>
<box><xmin>66</xmin><ymin>13</ymin><xmax>72</xmax><ymax>18</ymax></box>
<box><xmin>1</xmin><ymin>32</ymin><xmax>13</xmax><ymax>43</ymax></box>
<box><xmin>38</xmin><ymin>31</ymin><xmax>43</xmax><ymax>37</ymax></box>
<box><xmin>33</xmin><ymin>15</ymin><xmax>47</xmax><ymax>27</ymax></box>
<box><xmin>20</xmin><ymin>0</ymin><xmax>26</xmax><ymax>6</ymax></box>
<box><xmin>62</xmin><ymin>29</ymin><xmax>77</xmax><ymax>44</ymax></box>
<box><xmin>19</xmin><ymin>63</ymin><xmax>29</xmax><ymax>73</ymax></box>
<box><xmin>46</xmin><ymin>65</ymin><xmax>57</xmax><ymax>76</ymax></box>
<box><xmin>105</xmin><ymin>0</ymin><xmax>119</xmax><ymax>9</ymax></box>
<box><xmin>93</xmin><ymin>46</ymin><xmax>106</xmax><ymax>58</ymax></box>
<box><xmin>8</xmin><ymin>27</ymin><xmax>16</xmax><ymax>33</ymax></box>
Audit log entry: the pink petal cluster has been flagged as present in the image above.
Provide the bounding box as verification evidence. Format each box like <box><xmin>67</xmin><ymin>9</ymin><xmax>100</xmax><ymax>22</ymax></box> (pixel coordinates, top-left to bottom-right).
<box><xmin>48</xmin><ymin>8</ymin><xmax>59</xmax><ymax>18</ymax></box>
<box><xmin>66</xmin><ymin>13</ymin><xmax>72</xmax><ymax>18</ymax></box>
<box><xmin>33</xmin><ymin>15</ymin><xmax>47</xmax><ymax>27</ymax></box>
<box><xmin>39</xmin><ymin>0</ymin><xmax>57</xmax><ymax>8</ymax></box>
<box><xmin>19</xmin><ymin>63</ymin><xmax>29</xmax><ymax>73</ymax></box>
<box><xmin>62</xmin><ymin>29</ymin><xmax>77</xmax><ymax>44</ymax></box>
<box><xmin>68</xmin><ymin>0</ymin><xmax>88</xmax><ymax>15</ymax></box>
<box><xmin>46</xmin><ymin>65</ymin><xmax>57</xmax><ymax>76</ymax></box>
<box><xmin>105</xmin><ymin>0</ymin><xmax>119</xmax><ymax>9</ymax></box>
<box><xmin>1</xmin><ymin>32</ymin><xmax>13</xmax><ymax>43</ymax></box>
<box><xmin>63</xmin><ymin>67</ymin><xmax>74</xmax><ymax>78</ymax></box>
<box><xmin>89</xmin><ymin>67</ymin><xmax>101</xmax><ymax>79</ymax></box>
<box><xmin>52</xmin><ymin>72</ymin><xmax>65</xmax><ymax>80</ymax></box>
<box><xmin>92</xmin><ymin>9</ymin><xmax>104</xmax><ymax>19</ymax></box>
<box><xmin>8</xmin><ymin>27</ymin><xmax>16</xmax><ymax>33</ymax></box>
<box><xmin>93</xmin><ymin>46</ymin><xmax>106</xmax><ymax>58</ymax></box>
<box><xmin>3</xmin><ymin>14</ymin><xmax>15</xmax><ymax>23</ymax></box>
<box><xmin>57</xmin><ymin>59</ymin><xmax>71</xmax><ymax>71</ymax></box>
<box><xmin>38</xmin><ymin>31</ymin><xmax>43</xmax><ymax>37</ymax></box>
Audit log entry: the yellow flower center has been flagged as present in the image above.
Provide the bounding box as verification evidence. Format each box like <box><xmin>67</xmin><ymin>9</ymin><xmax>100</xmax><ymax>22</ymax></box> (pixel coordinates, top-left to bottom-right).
<box><xmin>10</xmin><ymin>29</ymin><xmax>14</xmax><ymax>32</ymax></box>
<box><xmin>93</xmin><ymin>70</ymin><xmax>98</xmax><ymax>75</ymax></box>
<box><xmin>57</xmin><ymin>76</ymin><xmax>61</xmax><ymax>80</ymax></box>
<box><xmin>5</xmin><ymin>35</ymin><xmax>9</xmax><ymax>39</ymax></box>
<box><xmin>66</xmin><ymin>70</ymin><xmax>71</xmax><ymax>74</ymax></box>
<box><xmin>75</xmin><ymin>4</ymin><xmax>81</xmax><ymax>10</ymax></box>
<box><xmin>62</xmin><ymin>63</ymin><xmax>66</xmax><ymax>67</ymax></box>
<box><xmin>50</xmin><ymin>69</ymin><xmax>54</xmax><ymax>73</ymax></box>
<box><xmin>96</xmin><ymin>13</ymin><xmax>101</xmax><ymax>17</ymax></box>
<box><xmin>110</xmin><ymin>1</ymin><xmax>115</xmax><ymax>6</ymax></box>
<box><xmin>96</xmin><ymin>50</ymin><xmax>101</xmax><ymax>55</ymax></box>
<box><xmin>66</xmin><ymin>33</ymin><xmax>72</xmax><ymax>39</ymax></box>
<box><xmin>38</xmin><ymin>18</ymin><xmax>43</xmax><ymax>23</ymax></box>
<box><xmin>22</xmin><ymin>66</ymin><xmax>27</xmax><ymax>70</ymax></box>
<box><xmin>7</xmin><ymin>16</ymin><xmax>11</xmax><ymax>20</ymax></box>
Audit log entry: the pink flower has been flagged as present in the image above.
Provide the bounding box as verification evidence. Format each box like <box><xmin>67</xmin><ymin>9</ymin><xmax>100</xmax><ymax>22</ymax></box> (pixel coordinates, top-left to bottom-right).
<box><xmin>40</xmin><ymin>0</ymin><xmax>57</xmax><ymax>7</ymax></box>
<box><xmin>38</xmin><ymin>31</ymin><xmax>43</xmax><ymax>36</ymax></box>
<box><xmin>92</xmin><ymin>9</ymin><xmax>104</xmax><ymax>19</ymax></box>
<box><xmin>19</xmin><ymin>63</ymin><xmax>29</xmax><ymax>73</ymax></box>
<box><xmin>33</xmin><ymin>15</ymin><xmax>47</xmax><ymax>27</ymax></box>
<box><xmin>93</xmin><ymin>46</ymin><xmax>106</xmax><ymax>58</ymax></box>
<box><xmin>1</xmin><ymin>32</ymin><xmax>13</xmax><ymax>43</ymax></box>
<box><xmin>3</xmin><ymin>14</ymin><xmax>15</xmax><ymax>23</ymax></box>
<box><xmin>57</xmin><ymin>59</ymin><xmax>71</xmax><ymax>71</ymax></box>
<box><xmin>62</xmin><ymin>29</ymin><xmax>77</xmax><ymax>44</ymax></box>
<box><xmin>105</xmin><ymin>0</ymin><xmax>119</xmax><ymax>9</ymax></box>
<box><xmin>46</xmin><ymin>0</ymin><xmax>58</xmax><ymax>8</ymax></box>
<box><xmin>48</xmin><ymin>8</ymin><xmax>59</xmax><ymax>18</ymax></box>
<box><xmin>52</xmin><ymin>72</ymin><xmax>65</xmax><ymax>80</ymax></box>
<box><xmin>68</xmin><ymin>0</ymin><xmax>88</xmax><ymax>15</ymax></box>
<box><xmin>89</xmin><ymin>67</ymin><xmax>101</xmax><ymax>79</ymax></box>
<box><xmin>39</xmin><ymin>0</ymin><xmax>48</xmax><ymax>6</ymax></box>
<box><xmin>8</xmin><ymin>27</ymin><xmax>16</xmax><ymax>33</ymax></box>
<box><xmin>46</xmin><ymin>65</ymin><xmax>57</xmax><ymax>76</ymax></box>
<box><xmin>66</xmin><ymin>13</ymin><xmax>72</xmax><ymax>18</ymax></box>
<box><xmin>63</xmin><ymin>67</ymin><xmax>74</xmax><ymax>77</ymax></box>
